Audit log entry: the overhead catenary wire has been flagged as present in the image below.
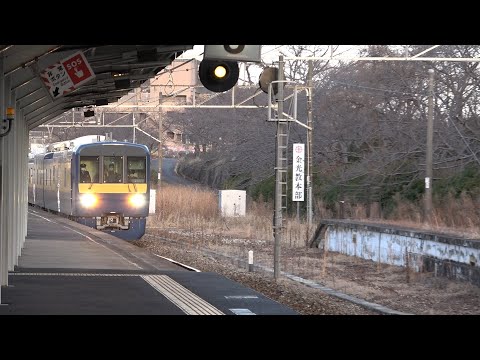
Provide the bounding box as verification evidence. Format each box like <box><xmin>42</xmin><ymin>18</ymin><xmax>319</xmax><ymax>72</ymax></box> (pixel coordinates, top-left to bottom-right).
<box><xmin>329</xmin><ymin>81</ymin><xmax>429</xmax><ymax>98</ymax></box>
<box><xmin>448</xmin><ymin>115</ymin><xmax>480</xmax><ymax>167</ymax></box>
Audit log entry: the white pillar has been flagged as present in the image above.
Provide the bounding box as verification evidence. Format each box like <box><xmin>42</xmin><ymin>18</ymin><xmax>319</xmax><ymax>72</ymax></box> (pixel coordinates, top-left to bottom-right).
<box><xmin>10</xmin><ymin>87</ymin><xmax>20</xmax><ymax>264</ymax></box>
<box><xmin>0</xmin><ymin>56</ymin><xmax>8</xmax><ymax>288</ymax></box>
<box><xmin>21</xmin><ymin>115</ymin><xmax>27</xmax><ymax>253</ymax></box>
<box><xmin>4</xmin><ymin>74</ymin><xmax>14</xmax><ymax>272</ymax></box>
<box><xmin>0</xmin><ymin>55</ymin><xmax>5</xmax><ymax>298</ymax></box>
<box><xmin>4</xmin><ymin>129</ymin><xmax>12</xmax><ymax>272</ymax></box>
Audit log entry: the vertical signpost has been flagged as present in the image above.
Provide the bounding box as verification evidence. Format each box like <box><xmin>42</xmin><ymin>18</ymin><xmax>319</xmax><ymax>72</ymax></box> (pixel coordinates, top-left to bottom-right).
<box><xmin>293</xmin><ymin>143</ymin><xmax>305</xmax><ymax>202</ymax></box>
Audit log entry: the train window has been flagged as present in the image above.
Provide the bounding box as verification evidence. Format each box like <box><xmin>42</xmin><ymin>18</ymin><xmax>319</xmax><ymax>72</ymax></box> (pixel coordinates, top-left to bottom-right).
<box><xmin>127</xmin><ymin>157</ymin><xmax>146</xmax><ymax>183</ymax></box>
<box><xmin>80</xmin><ymin>156</ymin><xmax>100</xmax><ymax>183</ymax></box>
<box><xmin>103</xmin><ymin>156</ymin><xmax>123</xmax><ymax>183</ymax></box>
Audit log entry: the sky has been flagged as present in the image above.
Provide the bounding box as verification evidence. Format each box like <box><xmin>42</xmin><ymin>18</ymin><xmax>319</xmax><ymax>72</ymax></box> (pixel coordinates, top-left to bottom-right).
<box><xmin>179</xmin><ymin>45</ymin><xmax>287</xmax><ymax>62</ymax></box>
<box><xmin>179</xmin><ymin>45</ymin><xmax>364</xmax><ymax>61</ymax></box>
<box><xmin>178</xmin><ymin>45</ymin><xmax>364</xmax><ymax>84</ymax></box>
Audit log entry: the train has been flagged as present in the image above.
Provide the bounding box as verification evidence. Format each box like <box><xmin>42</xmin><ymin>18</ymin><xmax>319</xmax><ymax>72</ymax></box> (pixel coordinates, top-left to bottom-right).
<box><xmin>28</xmin><ymin>136</ymin><xmax>151</xmax><ymax>240</ymax></box>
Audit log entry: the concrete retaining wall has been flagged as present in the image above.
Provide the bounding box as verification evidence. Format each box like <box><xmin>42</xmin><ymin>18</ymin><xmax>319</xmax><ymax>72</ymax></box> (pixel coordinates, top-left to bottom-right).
<box><xmin>314</xmin><ymin>220</ymin><xmax>480</xmax><ymax>286</ymax></box>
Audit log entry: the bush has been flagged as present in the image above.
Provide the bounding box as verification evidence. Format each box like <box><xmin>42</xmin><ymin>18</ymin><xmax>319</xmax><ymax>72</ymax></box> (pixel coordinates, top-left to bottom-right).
<box><xmin>249</xmin><ymin>175</ymin><xmax>275</xmax><ymax>203</ymax></box>
<box><xmin>434</xmin><ymin>165</ymin><xmax>480</xmax><ymax>198</ymax></box>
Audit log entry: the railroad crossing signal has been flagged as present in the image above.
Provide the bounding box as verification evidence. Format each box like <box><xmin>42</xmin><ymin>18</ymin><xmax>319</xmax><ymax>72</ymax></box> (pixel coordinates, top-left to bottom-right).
<box><xmin>198</xmin><ymin>59</ymin><xmax>239</xmax><ymax>93</ymax></box>
<box><xmin>199</xmin><ymin>45</ymin><xmax>261</xmax><ymax>93</ymax></box>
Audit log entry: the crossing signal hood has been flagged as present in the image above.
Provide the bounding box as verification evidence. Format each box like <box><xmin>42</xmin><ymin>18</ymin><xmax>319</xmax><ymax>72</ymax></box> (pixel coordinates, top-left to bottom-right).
<box><xmin>203</xmin><ymin>45</ymin><xmax>261</xmax><ymax>62</ymax></box>
<box><xmin>198</xmin><ymin>59</ymin><xmax>239</xmax><ymax>93</ymax></box>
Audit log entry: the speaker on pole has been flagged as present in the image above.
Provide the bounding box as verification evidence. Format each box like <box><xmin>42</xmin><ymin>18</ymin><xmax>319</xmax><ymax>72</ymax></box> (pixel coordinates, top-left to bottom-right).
<box><xmin>259</xmin><ymin>66</ymin><xmax>283</xmax><ymax>95</ymax></box>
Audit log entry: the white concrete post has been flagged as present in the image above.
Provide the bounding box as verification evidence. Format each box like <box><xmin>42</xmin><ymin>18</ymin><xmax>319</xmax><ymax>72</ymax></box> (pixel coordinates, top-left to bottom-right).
<box><xmin>4</xmin><ymin>74</ymin><xmax>14</xmax><ymax>272</ymax></box>
<box><xmin>0</xmin><ymin>55</ymin><xmax>5</xmax><ymax>297</ymax></box>
<box><xmin>9</xmin><ymin>84</ymin><xmax>19</xmax><ymax>267</ymax></box>
<box><xmin>21</xmin><ymin>115</ymin><xmax>28</xmax><ymax>252</ymax></box>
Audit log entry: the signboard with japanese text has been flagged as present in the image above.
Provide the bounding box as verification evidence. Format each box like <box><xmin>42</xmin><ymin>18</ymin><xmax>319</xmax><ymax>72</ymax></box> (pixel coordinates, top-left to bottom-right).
<box><xmin>292</xmin><ymin>143</ymin><xmax>305</xmax><ymax>202</ymax></box>
<box><xmin>40</xmin><ymin>51</ymin><xmax>95</xmax><ymax>99</ymax></box>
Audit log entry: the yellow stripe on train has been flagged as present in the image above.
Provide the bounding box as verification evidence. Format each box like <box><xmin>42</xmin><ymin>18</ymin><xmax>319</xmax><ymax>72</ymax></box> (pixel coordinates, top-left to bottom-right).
<box><xmin>78</xmin><ymin>183</ymin><xmax>148</xmax><ymax>193</ymax></box>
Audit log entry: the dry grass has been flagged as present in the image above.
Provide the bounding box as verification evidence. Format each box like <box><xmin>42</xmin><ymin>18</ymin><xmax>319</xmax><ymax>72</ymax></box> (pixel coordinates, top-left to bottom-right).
<box><xmin>385</xmin><ymin>192</ymin><xmax>480</xmax><ymax>238</ymax></box>
<box><xmin>153</xmin><ymin>184</ymin><xmax>219</xmax><ymax>232</ymax></box>
<box><xmin>148</xmin><ymin>184</ymin><xmax>480</xmax><ymax>246</ymax></box>
<box><xmin>148</xmin><ymin>184</ymin><xmax>315</xmax><ymax>247</ymax></box>
<box><xmin>146</xmin><ymin>183</ymin><xmax>480</xmax><ymax>276</ymax></box>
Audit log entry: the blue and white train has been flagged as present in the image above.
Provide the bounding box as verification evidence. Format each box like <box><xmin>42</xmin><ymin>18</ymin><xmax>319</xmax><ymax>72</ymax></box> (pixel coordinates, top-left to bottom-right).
<box><xmin>28</xmin><ymin>136</ymin><xmax>151</xmax><ymax>240</ymax></box>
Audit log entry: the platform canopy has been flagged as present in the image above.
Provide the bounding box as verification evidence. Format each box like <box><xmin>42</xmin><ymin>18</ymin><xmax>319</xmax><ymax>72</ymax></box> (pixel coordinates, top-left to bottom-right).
<box><xmin>0</xmin><ymin>45</ymin><xmax>194</xmax><ymax>130</ymax></box>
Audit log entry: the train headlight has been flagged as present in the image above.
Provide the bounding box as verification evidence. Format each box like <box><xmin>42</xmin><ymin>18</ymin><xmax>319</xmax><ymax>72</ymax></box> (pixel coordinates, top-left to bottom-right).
<box><xmin>129</xmin><ymin>193</ymin><xmax>146</xmax><ymax>207</ymax></box>
<box><xmin>80</xmin><ymin>193</ymin><xmax>97</xmax><ymax>208</ymax></box>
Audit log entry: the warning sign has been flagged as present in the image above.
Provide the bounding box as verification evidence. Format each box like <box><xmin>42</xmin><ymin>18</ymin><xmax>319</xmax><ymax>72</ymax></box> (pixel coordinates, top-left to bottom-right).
<box><xmin>40</xmin><ymin>51</ymin><xmax>95</xmax><ymax>99</ymax></box>
<box><xmin>62</xmin><ymin>52</ymin><xmax>94</xmax><ymax>87</ymax></box>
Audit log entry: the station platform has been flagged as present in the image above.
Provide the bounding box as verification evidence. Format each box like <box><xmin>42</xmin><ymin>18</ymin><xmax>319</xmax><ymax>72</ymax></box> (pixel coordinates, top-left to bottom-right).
<box><xmin>0</xmin><ymin>207</ymin><xmax>297</xmax><ymax>315</ymax></box>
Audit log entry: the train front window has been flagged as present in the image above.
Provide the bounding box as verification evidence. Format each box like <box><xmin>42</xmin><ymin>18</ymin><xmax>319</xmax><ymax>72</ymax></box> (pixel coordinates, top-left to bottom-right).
<box><xmin>127</xmin><ymin>157</ymin><xmax>146</xmax><ymax>183</ymax></box>
<box><xmin>104</xmin><ymin>156</ymin><xmax>123</xmax><ymax>183</ymax></box>
<box><xmin>79</xmin><ymin>156</ymin><xmax>99</xmax><ymax>183</ymax></box>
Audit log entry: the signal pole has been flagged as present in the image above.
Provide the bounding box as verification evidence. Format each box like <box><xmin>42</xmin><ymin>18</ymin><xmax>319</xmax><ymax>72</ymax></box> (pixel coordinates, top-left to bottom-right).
<box><xmin>273</xmin><ymin>55</ymin><xmax>287</xmax><ymax>281</ymax></box>
<box><xmin>158</xmin><ymin>92</ymin><xmax>163</xmax><ymax>193</ymax></box>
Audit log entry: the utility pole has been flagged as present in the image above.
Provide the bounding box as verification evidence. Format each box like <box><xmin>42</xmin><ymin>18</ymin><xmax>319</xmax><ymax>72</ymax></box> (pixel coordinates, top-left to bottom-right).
<box><xmin>274</xmin><ymin>55</ymin><xmax>287</xmax><ymax>281</ymax></box>
<box><xmin>425</xmin><ymin>69</ymin><xmax>434</xmax><ymax>223</ymax></box>
<box><xmin>158</xmin><ymin>92</ymin><xmax>163</xmax><ymax>193</ymax></box>
<box><xmin>306</xmin><ymin>60</ymin><xmax>314</xmax><ymax>229</ymax></box>
<box><xmin>133</xmin><ymin>88</ymin><xmax>139</xmax><ymax>143</ymax></box>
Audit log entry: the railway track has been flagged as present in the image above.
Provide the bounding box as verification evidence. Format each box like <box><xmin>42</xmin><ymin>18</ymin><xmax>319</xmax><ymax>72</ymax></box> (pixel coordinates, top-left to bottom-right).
<box><xmin>135</xmin><ymin>232</ymin><xmax>411</xmax><ymax>315</ymax></box>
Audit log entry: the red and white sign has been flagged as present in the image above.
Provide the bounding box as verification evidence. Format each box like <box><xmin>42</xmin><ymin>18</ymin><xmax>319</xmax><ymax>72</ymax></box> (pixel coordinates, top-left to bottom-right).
<box><xmin>40</xmin><ymin>51</ymin><xmax>95</xmax><ymax>99</ymax></box>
